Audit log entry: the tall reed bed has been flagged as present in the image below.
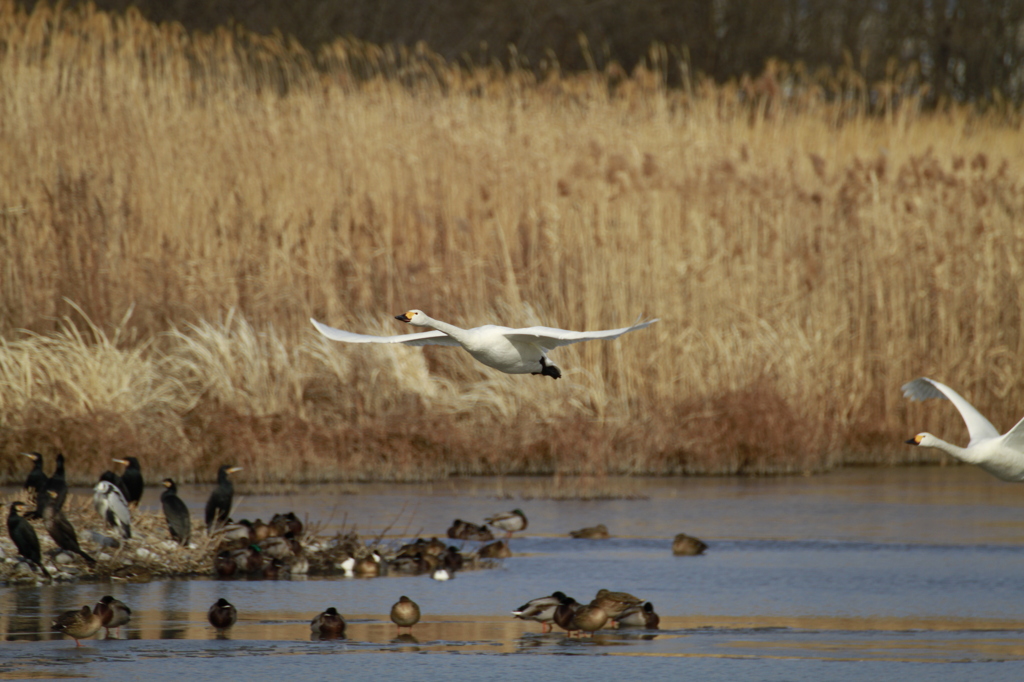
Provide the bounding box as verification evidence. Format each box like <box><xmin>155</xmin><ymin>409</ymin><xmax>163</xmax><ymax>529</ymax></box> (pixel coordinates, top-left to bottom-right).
<box><xmin>1</xmin><ymin>2</ymin><xmax>1023</xmax><ymax>482</ymax></box>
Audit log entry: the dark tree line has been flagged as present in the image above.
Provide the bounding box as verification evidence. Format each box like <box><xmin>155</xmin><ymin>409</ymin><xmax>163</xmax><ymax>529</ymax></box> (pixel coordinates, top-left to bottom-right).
<box><xmin>21</xmin><ymin>0</ymin><xmax>1024</xmax><ymax>102</ymax></box>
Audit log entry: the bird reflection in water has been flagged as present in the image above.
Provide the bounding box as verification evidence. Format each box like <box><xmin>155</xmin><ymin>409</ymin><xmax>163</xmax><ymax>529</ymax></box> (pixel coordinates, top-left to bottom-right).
<box><xmin>390</xmin><ymin>633</ymin><xmax>420</xmax><ymax>648</ymax></box>
<box><xmin>5</xmin><ymin>589</ymin><xmax>43</xmax><ymax>642</ymax></box>
<box><xmin>159</xmin><ymin>581</ymin><xmax>191</xmax><ymax>640</ymax></box>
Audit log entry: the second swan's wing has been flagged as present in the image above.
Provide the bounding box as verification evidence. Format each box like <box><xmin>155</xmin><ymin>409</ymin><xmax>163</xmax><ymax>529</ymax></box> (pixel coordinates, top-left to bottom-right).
<box><xmin>902</xmin><ymin>377</ymin><xmax>1001</xmax><ymax>446</ymax></box>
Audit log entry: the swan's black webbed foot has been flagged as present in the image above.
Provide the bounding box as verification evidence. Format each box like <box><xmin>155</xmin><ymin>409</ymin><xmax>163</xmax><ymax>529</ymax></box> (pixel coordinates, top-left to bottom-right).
<box><xmin>533</xmin><ymin>358</ymin><xmax>561</xmax><ymax>379</ymax></box>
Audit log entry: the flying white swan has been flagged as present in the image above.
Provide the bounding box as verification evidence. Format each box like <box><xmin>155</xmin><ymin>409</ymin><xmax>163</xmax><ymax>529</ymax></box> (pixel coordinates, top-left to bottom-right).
<box><xmin>902</xmin><ymin>377</ymin><xmax>1024</xmax><ymax>481</ymax></box>
<box><xmin>310</xmin><ymin>310</ymin><xmax>658</xmax><ymax>379</ymax></box>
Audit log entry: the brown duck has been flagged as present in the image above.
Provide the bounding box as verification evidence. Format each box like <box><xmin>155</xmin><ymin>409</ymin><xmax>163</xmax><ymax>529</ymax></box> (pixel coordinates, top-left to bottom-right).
<box><xmin>52</xmin><ymin>605</ymin><xmax>103</xmax><ymax>646</ymax></box>
<box><xmin>390</xmin><ymin>596</ymin><xmax>421</xmax><ymax>634</ymax></box>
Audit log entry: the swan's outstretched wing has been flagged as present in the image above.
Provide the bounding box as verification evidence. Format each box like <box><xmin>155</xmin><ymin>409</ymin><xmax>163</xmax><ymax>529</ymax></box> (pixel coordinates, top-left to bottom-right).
<box><xmin>999</xmin><ymin>414</ymin><xmax>1024</xmax><ymax>453</ymax></box>
<box><xmin>311</xmin><ymin>318</ymin><xmax>462</xmax><ymax>347</ymax></box>
<box><xmin>504</xmin><ymin>319</ymin><xmax>658</xmax><ymax>350</ymax></box>
<box><xmin>901</xmin><ymin>377</ymin><xmax>1001</xmax><ymax>445</ymax></box>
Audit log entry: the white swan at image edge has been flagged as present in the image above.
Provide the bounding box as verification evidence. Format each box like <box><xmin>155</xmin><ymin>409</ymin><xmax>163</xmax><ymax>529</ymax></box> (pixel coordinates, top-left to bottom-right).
<box><xmin>902</xmin><ymin>376</ymin><xmax>1024</xmax><ymax>481</ymax></box>
<box><xmin>310</xmin><ymin>309</ymin><xmax>658</xmax><ymax>379</ymax></box>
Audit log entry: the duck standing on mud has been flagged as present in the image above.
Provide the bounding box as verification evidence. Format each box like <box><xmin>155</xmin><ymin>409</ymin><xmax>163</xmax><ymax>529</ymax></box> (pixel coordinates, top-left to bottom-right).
<box><xmin>485</xmin><ymin>509</ymin><xmax>528</xmax><ymax>540</ymax></box>
<box><xmin>512</xmin><ymin>591</ymin><xmax>571</xmax><ymax>633</ymax></box>
<box><xmin>311</xmin><ymin>607</ymin><xmax>346</xmax><ymax>639</ymax></box>
<box><xmin>390</xmin><ymin>596</ymin><xmax>421</xmax><ymax>634</ymax></box>
<box><xmin>208</xmin><ymin>598</ymin><xmax>238</xmax><ymax>630</ymax></box>
<box><xmin>94</xmin><ymin>595</ymin><xmax>132</xmax><ymax>638</ymax></box>
<box><xmin>52</xmin><ymin>605</ymin><xmax>103</xmax><ymax>647</ymax></box>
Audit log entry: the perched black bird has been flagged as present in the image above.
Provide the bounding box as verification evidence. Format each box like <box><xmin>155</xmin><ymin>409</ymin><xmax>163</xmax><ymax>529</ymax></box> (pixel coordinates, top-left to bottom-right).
<box><xmin>208</xmin><ymin>598</ymin><xmax>237</xmax><ymax>629</ymax></box>
<box><xmin>35</xmin><ymin>452</ymin><xmax>68</xmax><ymax>518</ymax></box>
<box><xmin>161</xmin><ymin>478</ymin><xmax>192</xmax><ymax>546</ymax></box>
<box><xmin>113</xmin><ymin>457</ymin><xmax>144</xmax><ymax>506</ymax></box>
<box><xmin>7</xmin><ymin>501</ymin><xmax>50</xmax><ymax>578</ymax></box>
<box><xmin>99</xmin><ymin>470</ymin><xmax>131</xmax><ymax>501</ymax></box>
<box><xmin>205</xmin><ymin>465</ymin><xmax>242</xmax><ymax>530</ymax></box>
<box><xmin>43</xmin><ymin>490</ymin><xmax>97</xmax><ymax>566</ymax></box>
<box><xmin>21</xmin><ymin>452</ymin><xmax>48</xmax><ymax>498</ymax></box>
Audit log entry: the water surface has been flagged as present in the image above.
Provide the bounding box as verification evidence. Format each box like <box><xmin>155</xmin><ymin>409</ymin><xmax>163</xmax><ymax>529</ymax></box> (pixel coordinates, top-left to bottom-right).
<box><xmin>3</xmin><ymin>467</ymin><xmax>1024</xmax><ymax>680</ymax></box>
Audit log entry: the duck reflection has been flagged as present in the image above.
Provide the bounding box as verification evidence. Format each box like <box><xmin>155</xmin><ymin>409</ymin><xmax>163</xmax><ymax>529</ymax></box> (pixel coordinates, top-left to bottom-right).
<box><xmin>515</xmin><ymin>634</ymin><xmax>549</xmax><ymax>651</ymax></box>
<box><xmin>390</xmin><ymin>633</ymin><xmax>420</xmax><ymax>648</ymax></box>
<box><xmin>6</xmin><ymin>589</ymin><xmax>43</xmax><ymax>641</ymax></box>
<box><xmin>159</xmin><ymin>581</ymin><xmax>190</xmax><ymax>639</ymax></box>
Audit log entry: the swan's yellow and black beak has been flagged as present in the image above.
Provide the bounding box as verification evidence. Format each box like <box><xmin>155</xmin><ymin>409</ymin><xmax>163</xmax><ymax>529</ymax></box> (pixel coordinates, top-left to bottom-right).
<box><xmin>395</xmin><ymin>312</ymin><xmax>412</xmax><ymax>323</ymax></box>
<box><xmin>905</xmin><ymin>435</ymin><xmax>923</xmax><ymax>445</ymax></box>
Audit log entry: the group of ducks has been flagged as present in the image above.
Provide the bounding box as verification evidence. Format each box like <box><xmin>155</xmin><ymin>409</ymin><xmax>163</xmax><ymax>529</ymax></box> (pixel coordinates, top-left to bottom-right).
<box><xmin>51</xmin><ymin>594</ymin><xmax>423</xmax><ymax>645</ymax></box>
<box><xmin>203</xmin><ymin>593</ymin><xmax>419</xmax><ymax>638</ymax></box>
<box><xmin>51</xmin><ymin>595</ymin><xmax>132</xmax><ymax>646</ymax></box>
<box><xmin>325</xmin><ymin>510</ymin><xmax>530</xmax><ymax>582</ymax></box>
<box><xmin>212</xmin><ymin>511</ymin><xmax>311</xmax><ymax>579</ymax></box>
<box><xmin>513</xmin><ymin>589</ymin><xmax>660</xmax><ymax>635</ymax></box>
<box><xmin>52</xmin><ymin>587</ymin><xmax>652</xmax><ymax>647</ymax></box>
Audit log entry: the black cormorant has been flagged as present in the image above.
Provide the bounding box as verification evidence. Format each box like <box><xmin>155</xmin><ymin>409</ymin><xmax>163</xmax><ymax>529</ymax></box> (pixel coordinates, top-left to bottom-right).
<box><xmin>205</xmin><ymin>465</ymin><xmax>242</xmax><ymax>530</ymax></box>
<box><xmin>113</xmin><ymin>457</ymin><xmax>144</xmax><ymax>506</ymax></box>
<box><xmin>21</xmin><ymin>452</ymin><xmax>48</xmax><ymax>498</ymax></box>
<box><xmin>43</xmin><ymin>490</ymin><xmax>97</xmax><ymax>566</ymax></box>
<box><xmin>36</xmin><ymin>452</ymin><xmax>68</xmax><ymax>518</ymax></box>
<box><xmin>6</xmin><ymin>501</ymin><xmax>50</xmax><ymax>578</ymax></box>
<box><xmin>161</xmin><ymin>478</ymin><xmax>191</xmax><ymax>546</ymax></box>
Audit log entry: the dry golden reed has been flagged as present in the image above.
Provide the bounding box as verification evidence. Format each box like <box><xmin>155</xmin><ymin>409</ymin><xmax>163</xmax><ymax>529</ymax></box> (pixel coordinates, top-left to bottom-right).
<box><xmin>2</xmin><ymin>2</ymin><xmax>1024</xmax><ymax>483</ymax></box>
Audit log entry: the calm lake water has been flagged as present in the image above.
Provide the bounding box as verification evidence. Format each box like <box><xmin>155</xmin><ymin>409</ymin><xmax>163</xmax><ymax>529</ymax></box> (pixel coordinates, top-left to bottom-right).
<box><xmin>3</xmin><ymin>467</ymin><xmax>1024</xmax><ymax>681</ymax></box>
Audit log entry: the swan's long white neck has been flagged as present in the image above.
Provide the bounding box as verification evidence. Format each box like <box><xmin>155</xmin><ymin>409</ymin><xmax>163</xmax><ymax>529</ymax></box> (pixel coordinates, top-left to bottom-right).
<box><xmin>922</xmin><ymin>435</ymin><xmax>983</xmax><ymax>465</ymax></box>
<box><xmin>415</xmin><ymin>314</ymin><xmax>468</xmax><ymax>343</ymax></box>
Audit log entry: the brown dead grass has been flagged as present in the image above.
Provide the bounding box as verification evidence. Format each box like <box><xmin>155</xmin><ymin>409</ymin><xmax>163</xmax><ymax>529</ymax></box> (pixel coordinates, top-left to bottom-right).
<box><xmin>2</xmin><ymin>3</ymin><xmax>1024</xmax><ymax>483</ymax></box>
